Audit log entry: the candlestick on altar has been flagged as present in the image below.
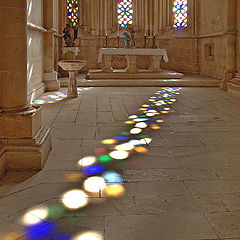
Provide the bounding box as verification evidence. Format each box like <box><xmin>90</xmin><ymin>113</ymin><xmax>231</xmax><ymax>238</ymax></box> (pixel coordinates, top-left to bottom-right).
<box><xmin>144</xmin><ymin>35</ymin><xmax>147</xmax><ymax>48</ymax></box>
<box><xmin>153</xmin><ymin>36</ymin><xmax>157</xmax><ymax>49</ymax></box>
<box><xmin>104</xmin><ymin>35</ymin><xmax>108</xmax><ymax>48</ymax></box>
<box><xmin>117</xmin><ymin>36</ymin><xmax>120</xmax><ymax>48</ymax></box>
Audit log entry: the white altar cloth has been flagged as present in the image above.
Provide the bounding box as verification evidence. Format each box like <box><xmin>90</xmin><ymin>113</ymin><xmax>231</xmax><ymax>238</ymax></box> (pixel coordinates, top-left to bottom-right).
<box><xmin>98</xmin><ymin>48</ymin><xmax>169</xmax><ymax>63</ymax></box>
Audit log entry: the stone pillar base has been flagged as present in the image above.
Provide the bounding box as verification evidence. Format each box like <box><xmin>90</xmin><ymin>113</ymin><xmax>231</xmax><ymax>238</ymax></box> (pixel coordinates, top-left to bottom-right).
<box><xmin>0</xmin><ymin>107</ymin><xmax>52</xmax><ymax>179</ymax></box>
<box><xmin>43</xmin><ymin>71</ymin><xmax>60</xmax><ymax>92</ymax></box>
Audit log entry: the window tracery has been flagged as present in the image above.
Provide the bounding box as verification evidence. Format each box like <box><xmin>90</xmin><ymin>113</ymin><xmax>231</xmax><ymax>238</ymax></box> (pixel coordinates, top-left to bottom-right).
<box><xmin>173</xmin><ymin>0</ymin><xmax>188</xmax><ymax>27</ymax></box>
<box><xmin>66</xmin><ymin>0</ymin><xmax>79</xmax><ymax>26</ymax></box>
<box><xmin>117</xmin><ymin>0</ymin><xmax>133</xmax><ymax>28</ymax></box>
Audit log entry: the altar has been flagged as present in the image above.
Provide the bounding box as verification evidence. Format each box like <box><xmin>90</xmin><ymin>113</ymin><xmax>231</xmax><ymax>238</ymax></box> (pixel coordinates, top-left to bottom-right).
<box><xmin>88</xmin><ymin>48</ymin><xmax>183</xmax><ymax>79</ymax></box>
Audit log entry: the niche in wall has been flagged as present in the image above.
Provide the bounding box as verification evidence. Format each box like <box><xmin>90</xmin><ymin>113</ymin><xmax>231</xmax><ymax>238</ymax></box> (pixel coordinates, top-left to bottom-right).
<box><xmin>204</xmin><ymin>43</ymin><xmax>214</xmax><ymax>60</ymax></box>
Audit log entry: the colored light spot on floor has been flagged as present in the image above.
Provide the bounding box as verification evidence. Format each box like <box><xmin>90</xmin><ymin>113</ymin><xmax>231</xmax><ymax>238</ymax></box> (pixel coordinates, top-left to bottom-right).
<box><xmin>22</xmin><ymin>206</ymin><xmax>49</xmax><ymax>226</ymax></box>
<box><xmin>82</xmin><ymin>165</ymin><xmax>105</xmax><ymax>175</ymax></box>
<box><xmin>78</xmin><ymin>156</ymin><xmax>97</xmax><ymax>167</ymax></box>
<box><xmin>130</xmin><ymin>128</ymin><xmax>142</xmax><ymax>134</ymax></box>
<box><xmin>62</xmin><ymin>190</ymin><xmax>89</xmax><ymax>210</ymax></box>
<box><xmin>94</xmin><ymin>147</ymin><xmax>106</xmax><ymax>155</ymax></box>
<box><xmin>109</xmin><ymin>150</ymin><xmax>129</xmax><ymax>160</ymax></box>
<box><xmin>135</xmin><ymin>122</ymin><xmax>148</xmax><ymax>128</ymax></box>
<box><xmin>151</xmin><ymin>125</ymin><xmax>161</xmax><ymax>130</ymax></box>
<box><xmin>83</xmin><ymin>176</ymin><xmax>107</xmax><ymax>193</ymax></box>
<box><xmin>115</xmin><ymin>143</ymin><xmax>135</xmax><ymax>151</ymax></box>
<box><xmin>102</xmin><ymin>171</ymin><xmax>123</xmax><ymax>185</ymax></box>
<box><xmin>134</xmin><ymin>146</ymin><xmax>148</xmax><ymax>153</ymax></box>
<box><xmin>24</xmin><ymin>221</ymin><xmax>57</xmax><ymax>240</ymax></box>
<box><xmin>73</xmin><ymin>231</ymin><xmax>103</xmax><ymax>240</ymax></box>
<box><xmin>97</xmin><ymin>155</ymin><xmax>112</xmax><ymax>163</ymax></box>
<box><xmin>48</xmin><ymin>204</ymin><xmax>66</xmax><ymax>220</ymax></box>
<box><xmin>113</xmin><ymin>136</ymin><xmax>129</xmax><ymax>141</ymax></box>
<box><xmin>104</xmin><ymin>184</ymin><xmax>125</xmax><ymax>197</ymax></box>
<box><xmin>124</xmin><ymin>120</ymin><xmax>135</xmax><ymax>124</ymax></box>
<box><xmin>101</xmin><ymin>139</ymin><xmax>117</xmax><ymax>145</ymax></box>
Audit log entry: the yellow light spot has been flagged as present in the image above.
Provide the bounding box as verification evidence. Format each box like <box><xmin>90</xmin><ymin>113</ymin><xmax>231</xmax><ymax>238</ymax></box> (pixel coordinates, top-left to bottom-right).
<box><xmin>151</xmin><ymin>125</ymin><xmax>161</xmax><ymax>130</ymax></box>
<box><xmin>161</xmin><ymin>111</ymin><xmax>169</xmax><ymax>114</ymax></box>
<box><xmin>138</xmin><ymin>108</ymin><xmax>147</xmax><ymax>111</ymax></box>
<box><xmin>101</xmin><ymin>139</ymin><xmax>117</xmax><ymax>145</ymax></box>
<box><xmin>104</xmin><ymin>184</ymin><xmax>125</xmax><ymax>197</ymax></box>
<box><xmin>149</xmin><ymin>99</ymin><xmax>155</xmax><ymax>102</ymax></box>
<box><xmin>134</xmin><ymin>146</ymin><xmax>148</xmax><ymax>153</ymax></box>
<box><xmin>124</xmin><ymin>121</ymin><xmax>135</xmax><ymax>125</ymax></box>
<box><xmin>156</xmin><ymin>119</ymin><xmax>164</xmax><ymax>123</ymax></box>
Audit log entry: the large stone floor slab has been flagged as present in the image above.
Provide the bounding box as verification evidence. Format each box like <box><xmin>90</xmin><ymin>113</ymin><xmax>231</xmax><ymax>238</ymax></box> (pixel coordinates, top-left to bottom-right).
<box><xmin>0</xmin><ymin>86</ymin><xmax>240</xmax><ymax>239</ymax></box>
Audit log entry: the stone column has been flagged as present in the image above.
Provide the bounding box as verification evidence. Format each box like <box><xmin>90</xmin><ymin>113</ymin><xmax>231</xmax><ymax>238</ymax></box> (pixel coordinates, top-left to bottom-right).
<box><xmin>43</xmin><ymin>0</ymin><xmax>60</xmax><ymax>91</ymax></box>
<box><xmin>0</xmin><ymin>0</ymin><xmax>52</xmax><ymax>179</ymax></box>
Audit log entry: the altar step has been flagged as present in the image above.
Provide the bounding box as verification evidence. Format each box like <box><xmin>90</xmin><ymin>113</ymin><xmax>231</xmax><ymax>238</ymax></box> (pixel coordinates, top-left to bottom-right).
<box><xmin>59</xmin><ymin>74</ymin><xmax>220</xmax><ymax>88</ymax></box>
<box><xmin>87</xmin><ymin>69</ymin><xmax>183</xmax><ymax>79</ymax></box>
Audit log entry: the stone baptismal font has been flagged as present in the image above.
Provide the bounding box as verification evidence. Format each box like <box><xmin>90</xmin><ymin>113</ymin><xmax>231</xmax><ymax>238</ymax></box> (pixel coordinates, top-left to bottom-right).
<box><xmin>58</xmin><ymin>22</ymin><xmax>87</xmax><ymax>98</ymax></box>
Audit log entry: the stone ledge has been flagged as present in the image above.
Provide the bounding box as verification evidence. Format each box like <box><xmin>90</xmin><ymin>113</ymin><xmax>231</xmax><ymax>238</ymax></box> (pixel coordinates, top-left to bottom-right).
<box><xmin>227</xmin><ymin>83</ymin><xmax>240</xmax><ymax>100</ymax></box>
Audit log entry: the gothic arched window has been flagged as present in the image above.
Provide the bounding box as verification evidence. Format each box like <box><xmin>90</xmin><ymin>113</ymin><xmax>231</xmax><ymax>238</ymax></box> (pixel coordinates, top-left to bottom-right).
<box><xmin>117</xmin><ymin>0</ymin><xmax>133</xmax><ymax>28</ymax></box>
<box><xmin>173</xmin><ymin>0</ymin><xmax>188</xmax><ymax>27</ymax></box>
<box><xmin>66</xmin><ymin>0</ymin><xmax>79</xmax><ymax>26</ymax></box>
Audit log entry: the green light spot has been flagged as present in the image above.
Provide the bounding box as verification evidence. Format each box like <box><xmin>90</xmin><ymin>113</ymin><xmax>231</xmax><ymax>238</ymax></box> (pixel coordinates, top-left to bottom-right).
<box><xmin>120</xmin><ymin>131</ymin><xmax>130</xmax><ymax>136</ymax></box>
<box><xmin>138</xmin><ymin>134</ymin><xmax>149</xmax><ymax>139</ymax></box>
<box><xmin>98</xmin><ymin>155</ymin><xmax>112</xmax><ymax>163</ymax></box>
<box><xmin>48</xmin><ymin>204</ymin><xmax>66</xmax><ymax>219</ymax></box>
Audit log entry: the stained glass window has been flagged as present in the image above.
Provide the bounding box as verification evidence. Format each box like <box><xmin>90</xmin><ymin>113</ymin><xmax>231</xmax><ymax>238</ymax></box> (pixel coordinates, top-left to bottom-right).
<box><xmin>66</xmin><ymin>0</ymin><xmax>79</xmax><ymax>26</ymax></box>
<box><xmin>173</xmin><ymin>0</ymin><xmax>188</xmax><ymax>27</ymax></box>
<box><xmin>117</xmin><ymin>0</ymin><xmax>133</xmax><ymax>28</ymax></box>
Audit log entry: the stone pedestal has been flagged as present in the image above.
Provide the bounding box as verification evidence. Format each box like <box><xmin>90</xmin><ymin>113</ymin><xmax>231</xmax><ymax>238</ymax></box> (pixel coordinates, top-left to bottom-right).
<box><xmin>126</xmin><ymin>55</ymin><xmax>138</xmax><ymax>74</ymax></box>
<box><xmin>58</xmin><ymin>60</ymin><xmax>87</xmax><ymax>98</ymax></box>
<box><xmin>103</xmin><ymin>55</ymin><xmax>113</xmax><ymax>73</ymax></box>
<box><xmin>150</xmin><ymin>55</ymin><xmax>163</xmax><ymax>72</ymax></box>
<box><xmin>0</xmin><ymin>0</ymin><xmax>52</xmax><ymax>179</ymax></box>
<box><xmin>67</xmin><ymin>71</ymin><xmax>78</xmax><ymax>98</ymax></box>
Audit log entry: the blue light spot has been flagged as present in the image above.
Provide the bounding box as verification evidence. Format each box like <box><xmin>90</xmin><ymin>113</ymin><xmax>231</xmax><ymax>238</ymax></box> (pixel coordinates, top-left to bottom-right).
<box><xmin>52</xmin><ymin>233</ymin><xmax>72</xmax><ymax>240</ymax></box>
<box><xmin>102</xmin><ymin>171</ymin><xmax>123</xmax><ymax>185</ymax></box>
<box><xmin>147</xmin><ymin>121</ymin><xmax>156</xmax><ymax>124</ymax></box>
<box><xmin>113</xmin><ymin>136</ymin><xmax>129</xmax><ymax>141</ymax></box>
<box><xmin>82</xmin><ymin>165</ymin><xmax>105</xmax><ymax>175</ymax></box>
<box><xmin>24</xmin><ymin>221</ymin><xmax>56</xmax><ymax>240</ymax></box>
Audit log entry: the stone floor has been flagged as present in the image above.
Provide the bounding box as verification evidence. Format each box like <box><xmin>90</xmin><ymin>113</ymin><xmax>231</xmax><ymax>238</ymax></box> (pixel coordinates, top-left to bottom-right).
<box><xmin>1</xmin><ymin>86</ymin><xmax>240</xmax><ymax>240</ymax></box>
